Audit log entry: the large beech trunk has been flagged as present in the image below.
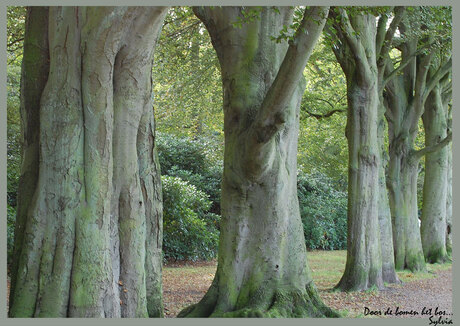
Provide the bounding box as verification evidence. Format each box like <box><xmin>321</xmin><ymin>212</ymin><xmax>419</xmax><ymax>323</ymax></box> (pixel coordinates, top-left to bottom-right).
<box><xmin>387</xmin><ymin>143</ymin><xmax>426</xmax><ymax>271</ymax></box>
<box><xmin>329</xmin><ymin>11</ymin><xmax>401</xmax><ymax>291</ymax></box>
<box><xmin>421</xmin><ymin>85</ymin><xmax>449</xmax><ymax>263</ymax></box>
<box><xmin>178</xmin><ymin>6</ymin><xmax>337</xmax><ymax>317</ymax></box>
<box><xmin>9</xmin><ymin>6</ymin><xmax>167</xmax><ymax>317</ymax></box>
<box><xmin>335</xmin><ymin>74</ymin><xmax>383</xmax><ymax>291</ymax></box>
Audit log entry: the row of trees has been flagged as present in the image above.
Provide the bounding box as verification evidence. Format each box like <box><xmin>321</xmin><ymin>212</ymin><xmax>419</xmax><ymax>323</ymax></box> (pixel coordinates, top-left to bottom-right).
<box><xmin>7</xmin><ymin>5</ymin><xmax>451</xmax><ymax>318</ymax></box>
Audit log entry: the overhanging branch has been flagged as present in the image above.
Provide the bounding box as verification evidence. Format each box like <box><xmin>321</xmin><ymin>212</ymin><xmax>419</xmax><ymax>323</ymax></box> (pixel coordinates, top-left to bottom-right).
<box><xmin>412</xmin><ymin>132</ymin><xmax>452</xmax><ymax>160</ymax></box>
<box><xmin>303</xmin><ymin>107</ymin><xmax>346</xmax><ymax>120</ymax></box>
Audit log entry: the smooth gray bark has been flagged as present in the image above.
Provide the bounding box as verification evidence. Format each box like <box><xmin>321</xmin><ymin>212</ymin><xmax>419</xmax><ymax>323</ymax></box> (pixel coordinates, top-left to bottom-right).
<box><xmin>10</xmin><ymin>6</ymin><xmax>167</xmax><ymax>317</ymax></box>
<box><xmin>377</xmin><ymin>104</ymin><xmax>400</xmax><ymax>284</ymax></box>
<box><xmin>421</xmin><ymin>80</ymin><xmax>451</xmax><ymax>263</ymax></box>
<box><xmin>178</xmin><ymin>6</ymin><xmax>337</xmax><ymax>317</ymax></box>
<box><xmin>384</xmin><ymin>20</ymin><xmax>452</xmax><ymax>271</ymax></box>
<box><xmin>329</xmin><ymin>8</ymin><xmax>403</xmax><ymax>291</ymax></box>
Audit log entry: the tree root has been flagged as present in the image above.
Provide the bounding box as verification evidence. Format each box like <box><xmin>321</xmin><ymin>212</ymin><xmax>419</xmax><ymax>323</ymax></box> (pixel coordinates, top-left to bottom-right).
<box><xmin>178</xmin><ymin>283</ymin><xmax>340</xmax><ymax>318</ymax></box>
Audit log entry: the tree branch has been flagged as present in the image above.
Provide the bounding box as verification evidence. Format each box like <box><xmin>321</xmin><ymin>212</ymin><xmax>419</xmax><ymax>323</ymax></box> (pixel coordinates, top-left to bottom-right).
<box><xmin>377</xmin><ymin>6</ymin><xmax>405</xmax><ymax>63</ymax></box>
<box><xmin>382</xmin><ymin>53</ymin><xmax>414</xmax><ymax>87</ymax></box>
<box><xmin>412</xmin><ymin>132</ymin><xmax>452</xmax><ymax>160</ymax></box>
<box><xmin>253</xmin><ymin>6</ymin><xmax>330</xmax><ymax>143</ymax></box>
<box><xmin>303</xmin><ymin>108</ymin><xmax>346</xmax><ymax>120</ymax></box>
<box><xmin>423</xmin><ymin>57</ymin><xmax>452</xmax><ymax>103</ymax></box>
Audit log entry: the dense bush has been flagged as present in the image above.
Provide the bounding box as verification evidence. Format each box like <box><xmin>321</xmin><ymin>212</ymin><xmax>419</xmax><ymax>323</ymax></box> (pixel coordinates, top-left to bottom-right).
<box><xmin>297</xmin><ymin>170</ymin><xmax>348</xmax><ymax>250</ymax></box>
<box><xmin>157</xmin><ymin>132</ymin><xmax>223</xmax><ymax>215</ymax></box>
<box><xmin>161</xmin><ymin>175</ymin><xmax>219</xmax><ymax>261</ymax></box>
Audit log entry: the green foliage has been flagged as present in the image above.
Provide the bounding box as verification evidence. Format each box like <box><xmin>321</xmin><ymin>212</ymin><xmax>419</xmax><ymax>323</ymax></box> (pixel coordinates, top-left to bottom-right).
<box><xmin>7</xmin><ymin>58</ymin><xmax>22</xmax><ymax>207</ymax></box>
<box><xmin>300</xmin><ymin>37</ymin><xmax>348</xmax><ymax>187</ymax></box>
<box><xmin>153</xmin><ymin>6</ymin><xmax>223</xmax><ymax>140</ymax></box>
<box><xmin>7</xmin><ymin>6</ymin><xmax>26</xmax><ymax>65</ymax></box>
<box><xmin>157</xmin><ymin>132</ymin><xmax>222</xmax><ymax>260</ymax></box>
<box><xmin>7</xmin><ymin>204</ymin><xmax>16</xmax><ymax>265</ymax></box>
<box><xmin>297</xmin><ymin>170</ymin><xmax>348</xmax><ymax>250</ymax></box>
<box><xmin>157</xmin><ymin>132</ymin><xmax>223</xmax><ymax>215</ymax></box>
<box><xmin>162</xmin><ymin>176</ymin><xmax>219</xmax><ymax>261</ymax></box>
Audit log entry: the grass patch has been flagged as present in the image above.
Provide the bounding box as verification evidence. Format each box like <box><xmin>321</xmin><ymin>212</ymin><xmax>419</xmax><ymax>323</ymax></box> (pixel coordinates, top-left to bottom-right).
<box><xmin>161</xmin><ymin>250</ymin><xmax>452</xmax><ymax>318</ymax></box>
<box><xmin>396</xmin><ymin>260</ymin><xmax>452</xmax><ymax>283</ymax></box>
<box><xmin>308</xmin><ymin>250</ymin><xmax>346</xmax><ymax>289</ymax></box>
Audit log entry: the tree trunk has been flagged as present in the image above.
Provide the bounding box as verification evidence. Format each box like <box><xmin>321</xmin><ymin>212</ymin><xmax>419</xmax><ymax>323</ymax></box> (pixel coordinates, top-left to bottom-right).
<box><xmin>385</xmin><ymin>78</ymin><xmax>425</xmax><ymax>272</ymax></box>
<box><xmin>387</xmin><ymin>138</ymin><xmax>426</xmax><ymax>272</ymax></box>
<box><xmin>179</xmin><ymin>6</ymin><xmax>337</xmax><ymax>317</ymax></box>
<box><xmin>377</xmin><ymin>104</ymin><xmax>400</xmax><ymax>284</ymax></box>
<box><xmin>9</xmin><ymin>7</ymin><xmax>50</xmax><ymax>311</ymax></box>
<box><xmin>336</xmin><ymin>75</ymin><xmax>383</xmax><ymax>291</ymax></box>
<box><xmin>9</xmin><ymin>6</ymin><xmax>167</xmax><ymax>317</ymax></box>
<box><xmin>330</xmin><ymin>11</ymin><xmax>386</xmax><ymax>291</ymax></box>
<box><xmin>421</xmin><ymin>85</ymin><xmax>449</xmax><ymax>263</ymax></box>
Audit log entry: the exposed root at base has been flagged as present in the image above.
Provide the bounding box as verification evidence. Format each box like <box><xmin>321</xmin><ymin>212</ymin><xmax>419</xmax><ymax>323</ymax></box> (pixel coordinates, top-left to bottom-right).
<box><xmin>177</xmin><ymin>283</ymin><xmax>340</xmax><ymax>318</ymax></box>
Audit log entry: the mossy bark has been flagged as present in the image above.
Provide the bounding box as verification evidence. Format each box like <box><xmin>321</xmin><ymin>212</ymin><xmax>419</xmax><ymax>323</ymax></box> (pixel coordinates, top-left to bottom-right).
<box><xmin>9</xmin><ymin>6</ymin><xmax>167</xmax><ymax>317</ymax></box>
<box><xmin>9</xmin><ymin>7</ymin><xmax>50</xmax><ymax>312</ymax></box>
<box><xmin>330</xmin><ymin>11</ymin><xmax>389</xmax><ymax>291</ymax></box>
<box><xmin>421</xmin><ymin>85</ymin><xmax>450</xmax><ymax>263</ymax></box>
<box><xmin>383</xmin><ymin>25</ymin><xmax>451</xmax><ymax>271</ymax></box>
<box><xmin>377</xmin><ymin>104</ymin><xmax>399</xmax><ymax>284</ymax></box>
<box><xmin>178</xmin><ymin>6</ymin><xmax>337</xmax><ymax>318</ymax></box>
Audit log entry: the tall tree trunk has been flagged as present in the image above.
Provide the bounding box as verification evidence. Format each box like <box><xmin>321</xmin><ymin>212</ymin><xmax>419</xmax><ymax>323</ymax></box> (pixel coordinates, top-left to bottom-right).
<box><xmin>9</xmin><ymin>7</ymin><xmax>50</xmax><ymax>311</ymax></box>
<box><xmin>383</xmin><ymin>16</ymin><xmax>452</xmax><ymax>271</ymax></box>
<box><xmin>336</xmin><ymin>74</ymin><xmax>383</xmax><ymax>291</ymax></box>
<box><xmin>421</xmin><ymin>85</ymin><xmax>449</xmax><ymax>263</ymax></box>
<box><xmin>377</xmin><ymin>104</ymin><xmax>400</xmax><ymax>284</ymax></box>
<box><xmin>9</xmin><ymin>6</ymin><xmax>167</xmax><ymax>317</ymax></box>
<box><xmin>386</xmin><ymin>135</ymin><xmax>425</xmax><ymax>271</ymax></box>
<box><xmin>330</xmin><ymin>11</ymin><xmax>387</xmax><ymax>291</ymax></box>
<box><xmin>179</xmin><ymin>6</ymin><xmax>337</xmax><ymax>317</ymax></box>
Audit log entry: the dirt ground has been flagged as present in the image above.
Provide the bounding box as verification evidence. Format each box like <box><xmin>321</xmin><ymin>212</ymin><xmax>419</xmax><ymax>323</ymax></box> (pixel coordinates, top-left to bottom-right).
<box><xmin>7</xmin><ymin>256</ymin><xmax>452</xmax><ymax>320</ymax></box>
<box><xmin>162</xmin><ymin>259</ymin><xmax>452</xmax><ymax>319</ymax></box>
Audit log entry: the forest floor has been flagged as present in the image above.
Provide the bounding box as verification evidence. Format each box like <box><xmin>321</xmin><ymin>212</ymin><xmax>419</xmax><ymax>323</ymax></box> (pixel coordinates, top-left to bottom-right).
<box><xmin>163</xmin><ymin>250</ymin><xmax>453</xmax><ymax>319</ymax></box>
<box><xmin>6</xmin><ymin>250</ymin><xmax>452</xmax><ymax>319</ymax></box>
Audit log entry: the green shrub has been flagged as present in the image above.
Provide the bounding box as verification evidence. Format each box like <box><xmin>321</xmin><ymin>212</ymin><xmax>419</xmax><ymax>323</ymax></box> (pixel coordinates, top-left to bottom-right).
<box><xmin>161</xmin><ymin>175</ymin><xmax>219</xmax><ymax>261</ymax></box>
<box><xmin>157</xmin><ymin>132</ymin><xmax>223</xmax><ymax>215</ymax></box>
<box><xmin>297</xmin><ymin>170</ymin><xmax>348</xmax><ymax>250</ymax></box>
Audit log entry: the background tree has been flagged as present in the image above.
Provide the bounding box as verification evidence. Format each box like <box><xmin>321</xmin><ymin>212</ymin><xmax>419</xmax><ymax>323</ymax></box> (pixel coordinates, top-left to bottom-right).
<box><xmin>178</xmin><ymin>6</ymin><xmax>338</xmax><ymax>317</ymax></box>
<box><xmin>9</xmin><ymin>6</ymin><xmax>168</xmax><ymax>317</ymax></box>
<box><xmin>383</xmin><ymin>6</ymin><xmax>452</xmax><ymax>271</ymax></box>
<box><xmin>326</xmin><ymin>6</ymin><xmax>404</xmax><ymax>291</ymax></box>
<box><xmin>421</xmin><ymin>70</ymin><xmax>452</xmax><ymax>263</ymax></box>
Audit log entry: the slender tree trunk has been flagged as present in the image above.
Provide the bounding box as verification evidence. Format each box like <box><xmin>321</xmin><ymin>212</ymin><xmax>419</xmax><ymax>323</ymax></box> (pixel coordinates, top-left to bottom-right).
<box><xmin>421</xmin><ymin>85</ymin><xmax>449</xmax><ymax>263</ymax></box>
<box><xmin>377</xmin><ymin>104</ymin><xmax>400</xmax><ymax>284</ymax></box>
<box><xmin>9</xmin><ymin>6</ymin><xmax>167</xmax><ymax>317</ymax></box>
<box><xmin>179</xmin><ymin>6</ymin><xmax>337</xmax><ymax>317</ymax></box>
